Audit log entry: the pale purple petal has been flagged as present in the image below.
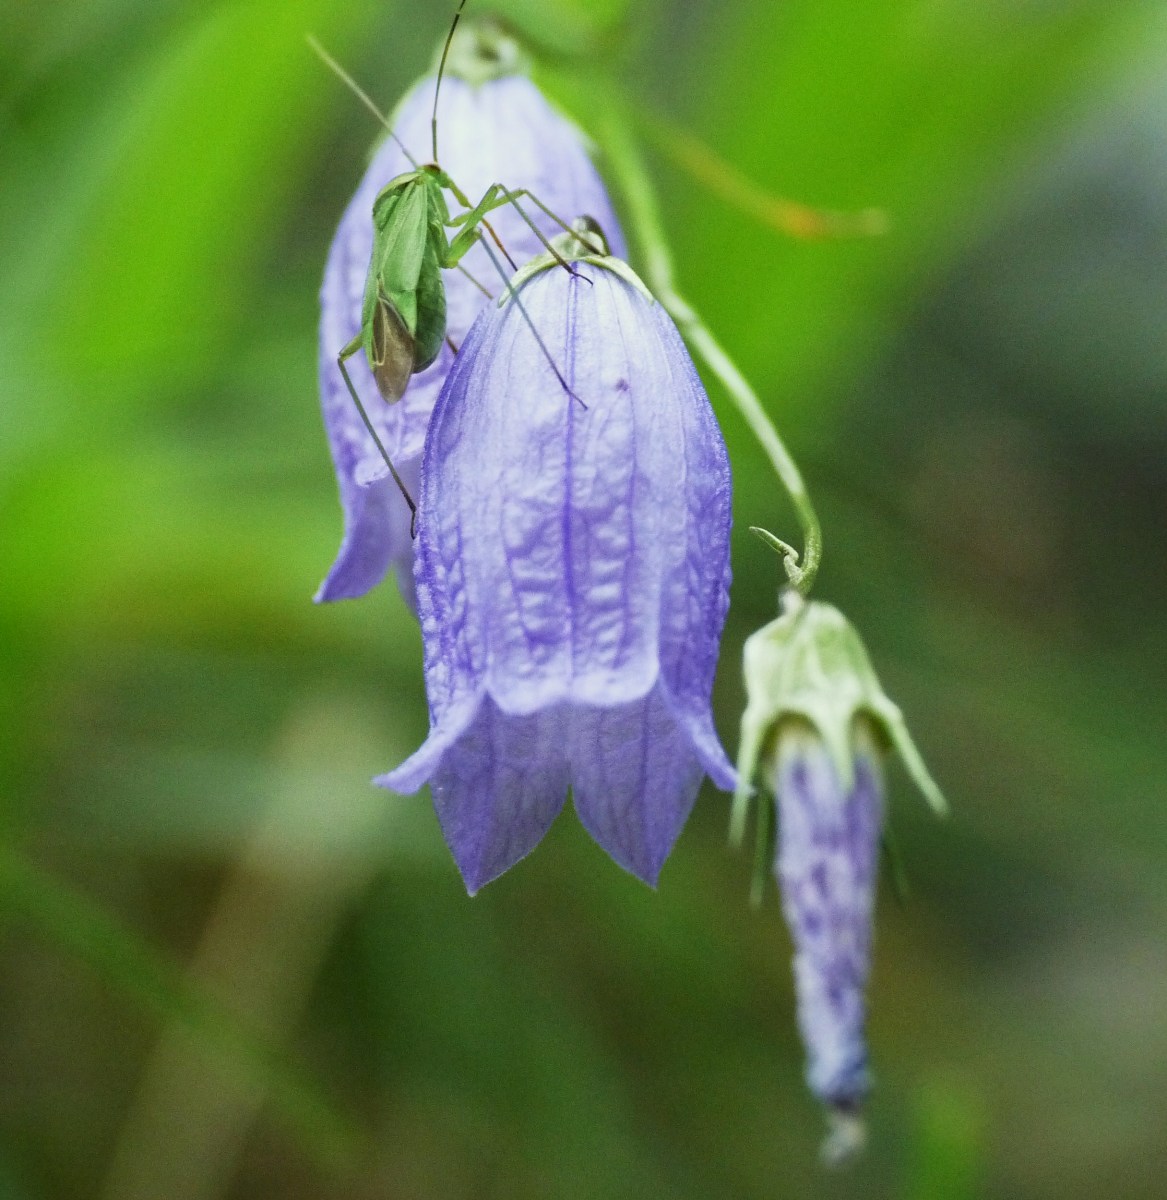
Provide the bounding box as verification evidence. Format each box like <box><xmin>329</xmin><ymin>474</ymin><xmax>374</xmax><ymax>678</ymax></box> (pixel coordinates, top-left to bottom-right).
<box><xmin>418</xmin><ymin>267</ymin><xmax>674</xmax><ymax>714</ymax></box>
<box><xmin>774</xmin><ymin>726</ymin><xmax>884</xmax><ymax>1108</ymax></box>
<box><xmin>426</xmin><ymin>698</ymin><xmax>571</xmax><ymax>895</ymax></box>
<box><xmin>646</xmin><ymin>305</ymin><xmax>736</xmax><ymax>790</ymax></box>
<box><xmin>570</xmin><ymin>686</ymin><xmax>706</xmax><ymax>886</ymax></box>
<box><xmin>314</xmin><ymin>460</ymin><xmax>419</xmax><ymax>608</ymax></box>
<box><xmin>384</xmin><ymin>257</ymin><xmax>735</xmax><ymax>887</ymax></box>
<box><xmin>318</xmin><ymin>73</ymin><xmax>627</xmax><ymax>608</ymax></box>
<box><xmin>376</xmin><ymin>693</ymin><xmax>482</xmax><ymax>797</ymax></box>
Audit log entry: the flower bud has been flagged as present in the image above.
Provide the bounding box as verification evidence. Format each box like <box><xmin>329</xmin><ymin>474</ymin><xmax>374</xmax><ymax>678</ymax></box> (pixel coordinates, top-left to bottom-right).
<box><xmin>771</xmin><ymin>716</ymin><xmax>881</xmax><ymax>1161</ymax></box>
<box><xmin>733</xmin><ymin>598</ymin><xmax>945</xmax><ymax>1160</ymax></box>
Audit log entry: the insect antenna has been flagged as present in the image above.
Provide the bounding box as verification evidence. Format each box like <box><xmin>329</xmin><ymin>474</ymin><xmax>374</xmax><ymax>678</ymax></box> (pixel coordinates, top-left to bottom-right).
<box><xmin>307</xmin><ymin>35</ymin><xmax>421</xmax><ymax>171</ymax></box>
<box><xmin>432</xmin><ymin>0</ymin><xmax>470</xmax><ymax>164</ymax></box>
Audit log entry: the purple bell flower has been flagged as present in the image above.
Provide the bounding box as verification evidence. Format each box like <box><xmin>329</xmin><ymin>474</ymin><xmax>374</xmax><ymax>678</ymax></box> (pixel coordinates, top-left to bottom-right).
<box><xmin>317</xmin><ymin>39</ymin><xmax>626</xmax><ymax>609</ymax></box>
<box><xmin>379</xmin><ymin>234</ymin><xmax>736</xmax><ymax>893</ymax></box>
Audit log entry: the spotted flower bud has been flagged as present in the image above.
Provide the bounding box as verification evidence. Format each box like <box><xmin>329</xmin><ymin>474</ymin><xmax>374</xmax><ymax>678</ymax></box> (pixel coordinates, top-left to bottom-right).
<box><xmin>317</xmin><ymin>23</ymin><xmax>626</xmax><ymax>609</ymax></box>
<box><xmin>732</xmin><ymin>598</ymin><xmax>945</xmax><ymax>1160</ymax></box>
<box><xmin>380</xmin><ymin>229</ymin><xmax>736</xmax><ymax>893</ymax></box>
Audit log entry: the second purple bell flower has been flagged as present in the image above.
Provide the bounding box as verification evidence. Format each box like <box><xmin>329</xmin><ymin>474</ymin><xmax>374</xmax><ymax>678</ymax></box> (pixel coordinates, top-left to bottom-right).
<box><xmin>317</xmin><ymin>25</ymin><xmax>626</xmax><ymax>610</ymax></box>
<box><xmin>380</xmin><ymin>230</ymin><xmax>736</xmax><ymax>893</ymax></box>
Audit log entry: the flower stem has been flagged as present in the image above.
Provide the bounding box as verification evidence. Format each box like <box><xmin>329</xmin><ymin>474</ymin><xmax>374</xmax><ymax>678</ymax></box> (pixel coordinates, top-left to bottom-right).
<box><xmin>638</xmin><ymin>109</ymin><xmax>887</xmax><ymax>242</ymax></box>
<box><xmin>591</xmin><ymin>90</ymin><xmax>822</xmax><ymax>596</ymax></box>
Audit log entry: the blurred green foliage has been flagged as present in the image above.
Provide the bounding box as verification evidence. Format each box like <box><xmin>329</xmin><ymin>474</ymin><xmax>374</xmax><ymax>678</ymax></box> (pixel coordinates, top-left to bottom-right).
<box><xmin>2</xmin><ymin>0</ymin><xmax>1166</xmax><ymax>1197</ymax></box>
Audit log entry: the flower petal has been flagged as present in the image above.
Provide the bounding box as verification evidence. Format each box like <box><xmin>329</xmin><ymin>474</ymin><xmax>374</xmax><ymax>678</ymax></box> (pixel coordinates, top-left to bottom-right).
<box><xmin>427</xmin><ymin>697</ymin><xmax>570</xmax><ymax>894</ymax></box>
<box><xmin>415</xmin><ymin>265</ymin><xmax>718</xmax><ymax>714</ymax></box>
<box><xmin>775</xmin><ymin>726</ymin><xmax>883</xmax><ymax>1107</ymax></box>
<box><xmin>375</xmin><ymin>693</ymin><xmax>482</xmax><ymax>798</ymax></box>
<box><xmin>644</xmin><ymin>302</ymin><xmax>736</xmax><ymax>789</ymax></box>
<box><xmin>570</xmin><ymin>686</ymin><xmax>706</xmax><ymax>886</ymax></box>
<box><xmin>314</xmin><ymin>462</ymin><xmax>419</xmax><ymax>610</ymax></box>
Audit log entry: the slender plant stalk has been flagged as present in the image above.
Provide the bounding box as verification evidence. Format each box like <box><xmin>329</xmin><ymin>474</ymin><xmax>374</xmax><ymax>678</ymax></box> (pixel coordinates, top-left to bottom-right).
<box><xmin>639</xmin><ymin>109</ymin><xmax>887</xmax><ymax>241</ymax></box>
<box><xmin>590</xmin><ymin>89</ymin><xmax>822</xmax><ymax>596</ymax></box>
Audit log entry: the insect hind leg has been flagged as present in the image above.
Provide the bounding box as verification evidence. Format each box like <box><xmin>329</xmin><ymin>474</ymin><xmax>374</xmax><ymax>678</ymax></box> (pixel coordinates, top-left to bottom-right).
<box><xmin>494</xmin><ymin>190</ymin><xmax>589</xmax><ymax>282</ymax></box>
<box><xmin>455</xmin><ymin>261</ymin><xmax>493</xmax><ymax>301</ymax></box>
<box><xmin>499</xmin><ymin>187</ymin><xmax>607</xmax><ymax>266</ymax></box>
<box><xmin>475</xmin><ymin>236</ymin><xmax>587</xmax><ymax>412</ymax></box>
<box><xmin>336</xmin><ymin>342</ymin><xmax>419</xmax><ymax>536</ymax></box>
<box><xmin>446</xmin><ymin>185</ymin><xmax>596</xmax><ymax>281</ymax></box>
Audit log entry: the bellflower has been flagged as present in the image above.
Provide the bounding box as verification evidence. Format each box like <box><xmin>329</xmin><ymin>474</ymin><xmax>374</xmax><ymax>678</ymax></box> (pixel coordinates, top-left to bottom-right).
<box><xmin>733</xmin><ymin>598</ymin><xmax>946</xmax><ymax>1161</ymax></box>
<box><xmin>317</xmin><ymin>24</ymin><xmax>626</xmax><ymax>608</ymax></box>
<box><xmin>379</xmin><ymin>229</ymin><xmax>736</xmax><ymax>893</ymax></box>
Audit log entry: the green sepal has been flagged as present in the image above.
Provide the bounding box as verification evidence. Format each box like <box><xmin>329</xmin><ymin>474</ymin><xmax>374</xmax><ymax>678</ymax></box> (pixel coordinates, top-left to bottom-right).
<box><xmin>435</xmin><ymin>18</ymin><xmax>531</xmax><ymax>87</ymax></box>
<box><xmin>504</xmin><ymin>220</ymin><xmax>656</xmax><ymax>305</ymax></box>
<box><xmin>730</xmin><ymin>599</ymin><xmax>947</xmax><ymax>847</ymax></box>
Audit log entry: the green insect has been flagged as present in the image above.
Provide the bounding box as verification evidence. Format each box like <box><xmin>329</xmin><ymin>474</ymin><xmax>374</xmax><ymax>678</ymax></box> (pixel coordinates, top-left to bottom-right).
<box><xmin>310</xmin><ymin>3</ymin><xmax>596</xmax><ymax>526</ymax></box>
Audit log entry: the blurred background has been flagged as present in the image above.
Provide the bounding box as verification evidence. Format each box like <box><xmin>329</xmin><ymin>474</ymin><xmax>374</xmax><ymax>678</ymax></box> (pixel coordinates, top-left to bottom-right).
<box><xmin>2</xmin><ymin>0</ymin><xmax>1166</xmax><ymax>1196</ymax></box>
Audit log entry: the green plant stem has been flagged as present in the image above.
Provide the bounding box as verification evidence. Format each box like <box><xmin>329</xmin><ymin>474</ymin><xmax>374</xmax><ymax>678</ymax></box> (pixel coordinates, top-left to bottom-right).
<box><xmin>638</xmin><ymin>108</ymin><xmax>888</xmax><ymax>241</ymax></box>
<box><xmin>591</xmin><ymin>89</ymin><xmax>823</xmax><ymax>596</ymax></box>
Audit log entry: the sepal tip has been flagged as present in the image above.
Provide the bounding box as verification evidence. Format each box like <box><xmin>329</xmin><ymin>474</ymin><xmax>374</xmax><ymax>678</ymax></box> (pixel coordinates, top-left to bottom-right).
<box><xmin>734</xmin><ymin>600</ymin><xmax>947</xmax><ymax>818</ymax></box>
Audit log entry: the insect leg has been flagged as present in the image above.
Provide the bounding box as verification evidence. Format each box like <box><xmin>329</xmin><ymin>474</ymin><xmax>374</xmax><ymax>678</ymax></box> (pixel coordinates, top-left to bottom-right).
<box><xmin>495</xmin><ymin>192</ymin><xmax>583</xmax><ymax>278</ymax></box>
<box><xmin>455</xmin><ymin>262</ymin><xmax>494</xmax><ymax>300</ymax></box>
<box><xmin>336</xmin><ymin>341</ymin><xmax>419</xmax><ymax>536</ymax></box>
<box><xmin>500</xmin><ymin>188</ymin><xmax>606</xmax><ymax>256</ymax></box>
<box><xmin>450</xmin><ymin>185</ymin><xmax>594</xmax><ymax>280</ymax></box>
<box><xmin>476</xmin><ymin>236</ymin><xmax>586</xmax><ymax>411</ymax></box>
<box><xmin>446</xmin><ymin>186</ymin><xmax>520</xmax><ymax>271</ymax></box>
<box><xmin>447</xmin><ymin>197</ymin><xmax>573</xmax><ymax>279</ymax></box>
<box><xmin>481</xmin><ymin>218</ymin><xmax>518</xmax><ymax>271</ymax></box>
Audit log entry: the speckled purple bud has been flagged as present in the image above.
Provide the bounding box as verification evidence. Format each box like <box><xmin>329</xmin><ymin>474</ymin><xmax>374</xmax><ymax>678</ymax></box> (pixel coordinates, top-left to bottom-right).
<box><xmin>317</xmin><ymin>67</ymin><xmax>626</xmax><ymax>609</ymax></box>
<box><xmin>379</xmin><ymin>254</ymin><xmax>735</xmax><ymax>893</ymax></box>
<box><xmin>773</xmin><ymin>719</ymin><xmax>884</xmax><ymax>1113</ymax></box>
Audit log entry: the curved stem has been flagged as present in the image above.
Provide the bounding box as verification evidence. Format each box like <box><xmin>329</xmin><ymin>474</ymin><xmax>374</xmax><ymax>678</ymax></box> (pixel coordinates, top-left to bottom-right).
<box><xmin>591</xmin><ymin>90</ymin><xmax>822</xmax><ymax>595</ymax></box>
<box><xmin>639</xmin><ymin>109</ymin><xmax>887</xmax><ymax>242</ymax></box>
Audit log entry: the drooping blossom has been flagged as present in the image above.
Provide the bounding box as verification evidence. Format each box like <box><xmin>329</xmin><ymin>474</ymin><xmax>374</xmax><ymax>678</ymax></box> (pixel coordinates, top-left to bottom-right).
<box><xmin>733</xmin><ymin>597</ymin><xmax>946</xmax><ymax>1161</ymax></box>
<box><xmin>317</xmin><ymin>26</ymin><xmax>626</xmax><ymax>609</ymax></box>
<box><xmin>379</xmin><ymin>230</ymin><xmax>735</xmax><ymax>893</ymax></box>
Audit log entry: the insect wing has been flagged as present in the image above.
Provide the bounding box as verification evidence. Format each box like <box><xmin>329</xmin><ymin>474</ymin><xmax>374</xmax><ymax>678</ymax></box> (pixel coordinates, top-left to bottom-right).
<box><xmin>361</xmin><ymin>180</ymin><xmax>410</xmax><ymax>335</ymax></box>
<box><xmin>371</xmin><ymin>290</ymin><xmax>416</xmax><ymax>403</ymax></box>
<box><xmin>411</xmin><ymin>185</ymin><xmax>451</xmax><ymax>372</ymax></box>
<box><xmin>362</xmin><ymin>179</ymin><xmax>429</xmax><ymax>401</ymax></box>
<box><xmin>378</xmin><ymin>181</ymin><xmax>430</xmax><ymax>334</ymax></box>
